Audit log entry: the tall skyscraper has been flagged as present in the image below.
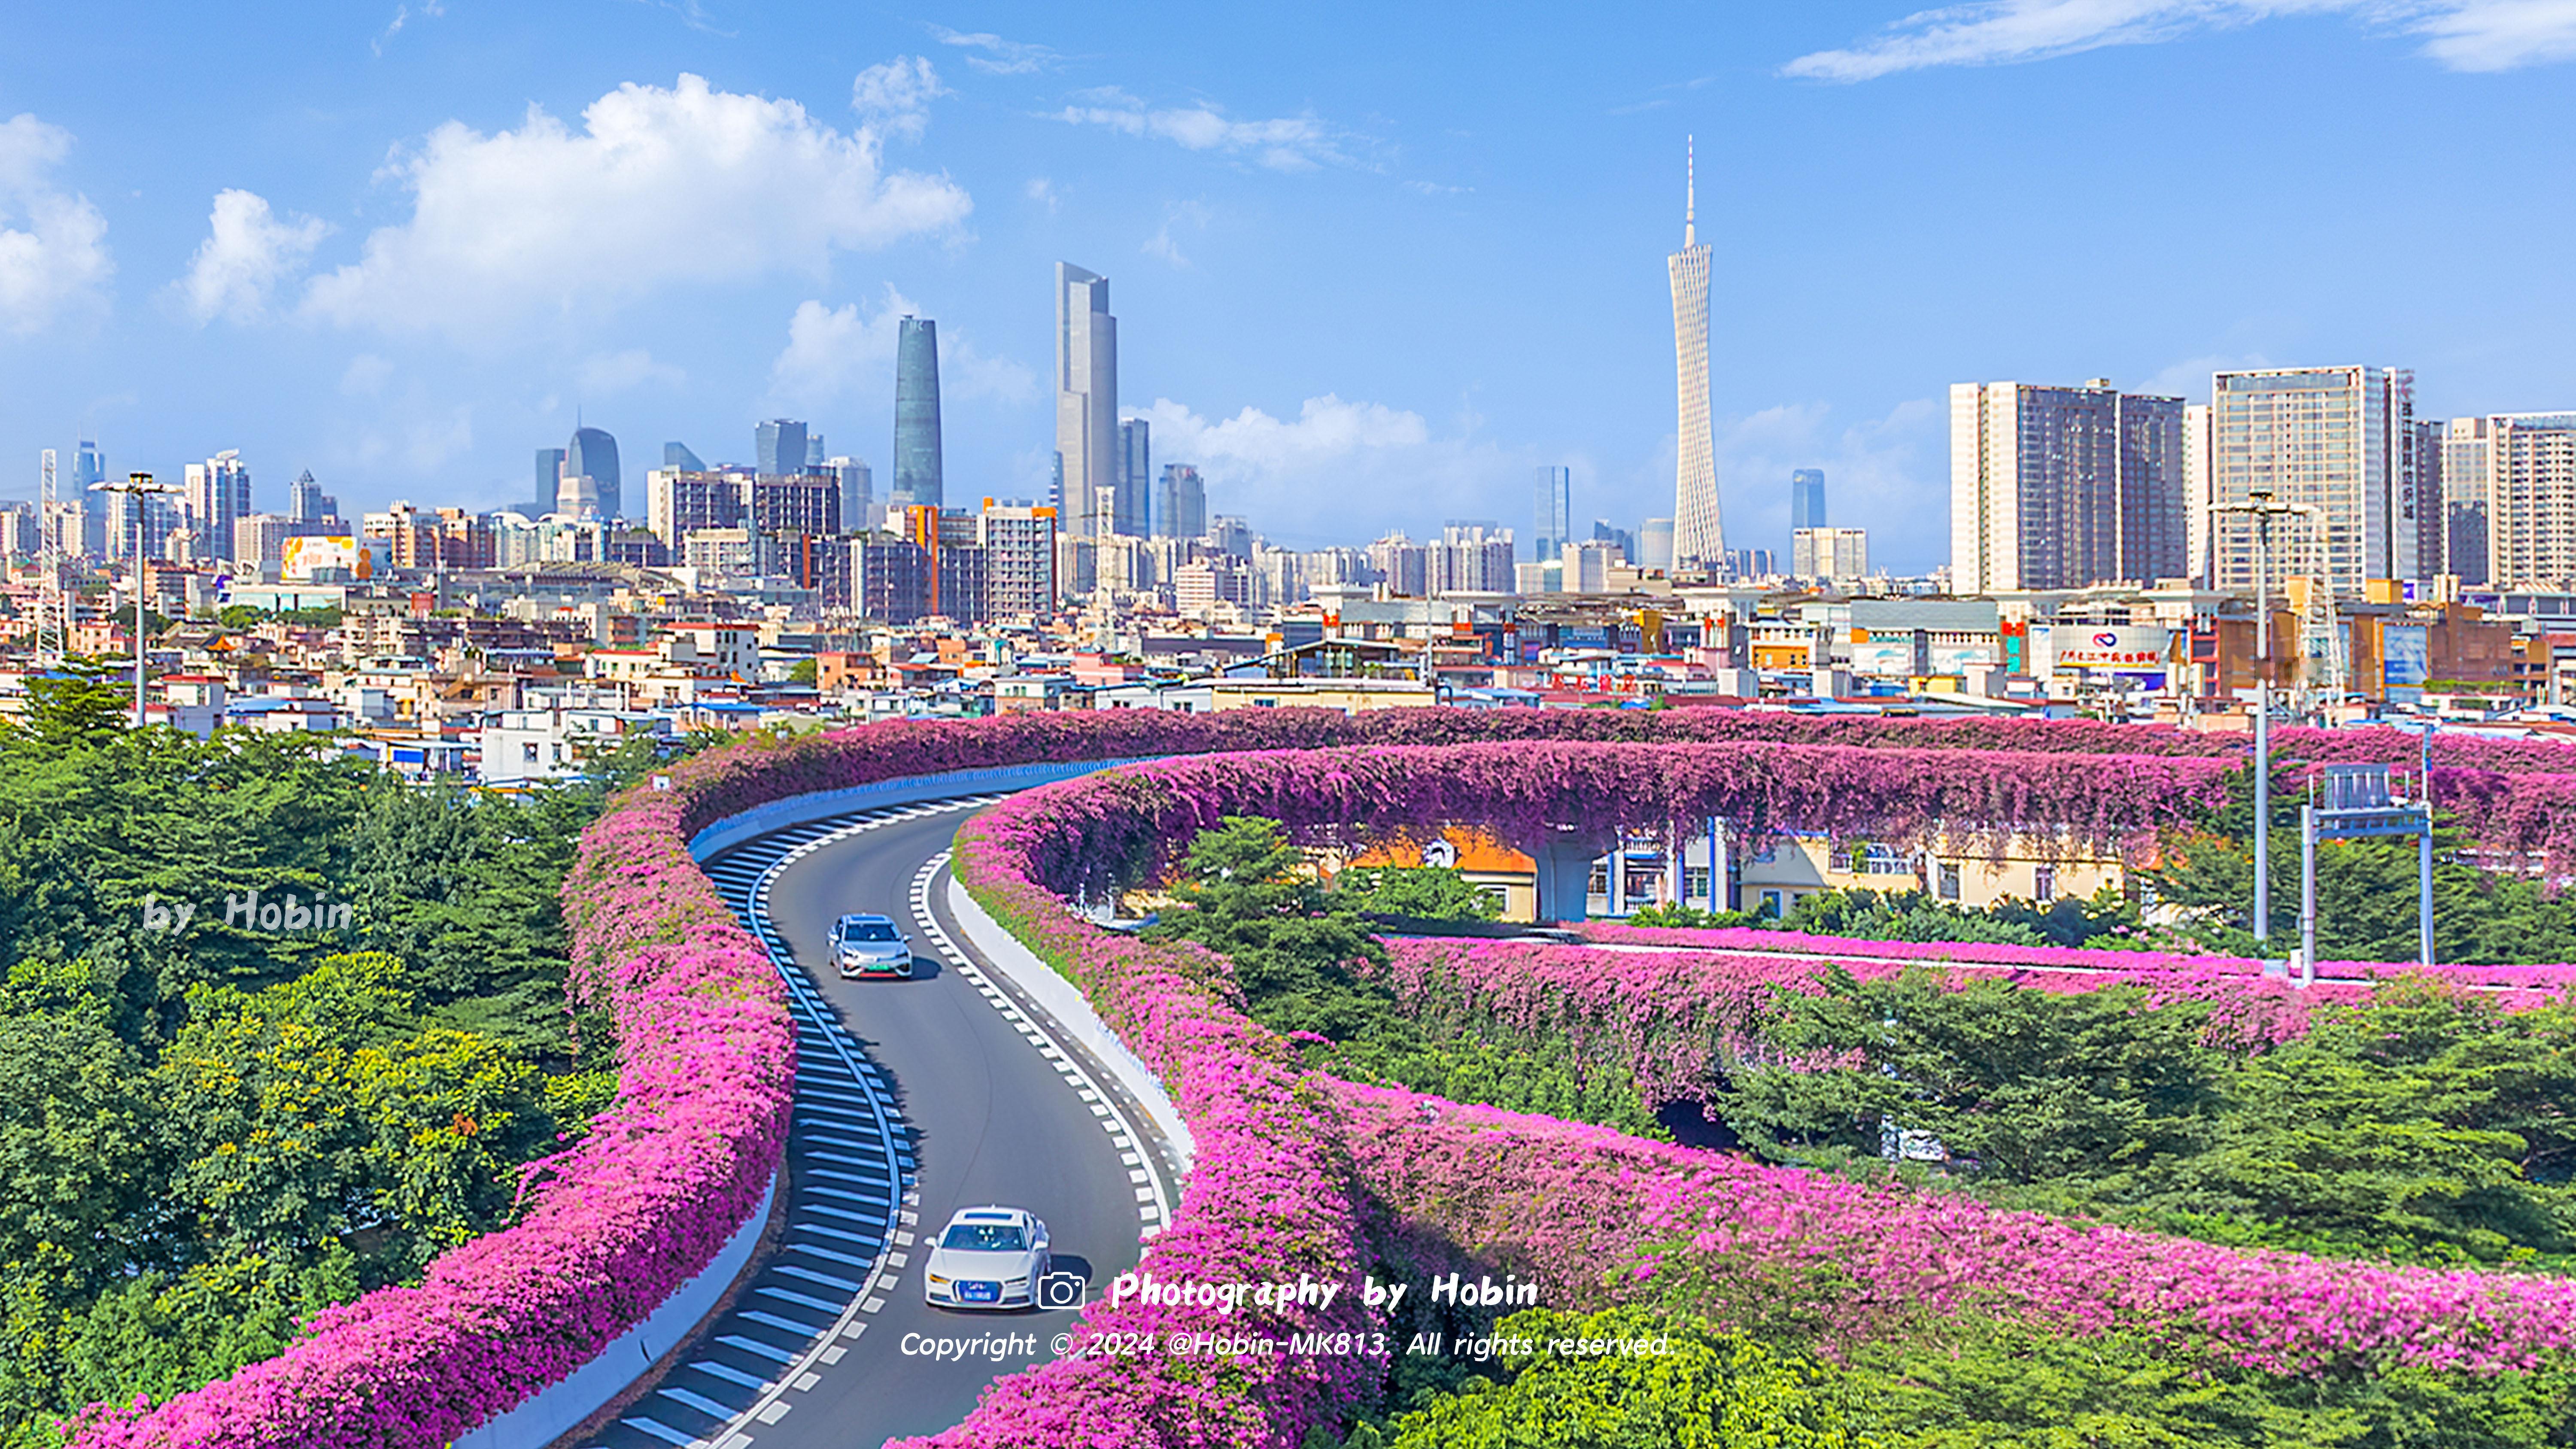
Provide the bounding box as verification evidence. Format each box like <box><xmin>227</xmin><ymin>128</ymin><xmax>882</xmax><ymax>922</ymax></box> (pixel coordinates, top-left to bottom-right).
<box><xmin>756</xmin><ymin>419</ymin><xmax>810</xmax><ymax>477</ymax></box>
<box><xmin>1155</xmin><ymin>463</ymin><xmax>1206</xmax><ymax>541</ymax></box>
<box><xmin>1790</xmin><ymin>469</ymin><xmax>1826</xmax><ymax>532</ymax></box>
<box><xmin>2208</xmin><ymin>367</ymin><xmax>2417</xmax><ymax>600</ymax></box>
<box><xmin>2476</xmin><ymin>413</ymin><xmax>2576</xmax><ymax>590</ymax></box>
<box><xmin>1668</xmin><ymin>141</ymin><xmax>1722</xmax><ymax>574</ymax></box>
<box><xmin>2408</xmin><ymin>417</ymin><xmax>2445</xmax><ymax>582</ymax></box>
<box><xmin>535</xmin><ymin>448</ymin><xmax>567</xmax><ymax>514</ymax></box>
<box><xmin>978</xmin><ymin>499</ymin><xmax>1059</xmax><ymax>619</ymax></box>
<box><xmin>1054</xmin><ymin>263</ymin><xmax>1119</xmax><ymax>539</ymax></box>
<box><xmin>1950</xmin><ymin>379</ymin><xmax>2186</xmax><ymax>594</ymax></box>
<box><xmin>566</xmin><ymin>426</ymin><xmax>621</xmax><ymax>520</ymax></box>
<box><xmin>1533</xmin><ymin>466</ymin><xmax>1571</xmax><ymax>562</ymax></box>
<box><xmin>1117</xmin><ymin>418</ymin><xmax>1151</xmax><ymax>537</ymax></box>
<box><xmin>664</xmin><ymin>441</ymin><xmax>706</xmax><ymax>472</ymax></box>
<box><xmin>893</xmin><ymin>316</ymin><xmax>943</xmax><ymax>509</ymax></box>
<box><xmin>68</xmin><ymin>441</ymin><xmax>106</xmax><ymax>554</ymax></box>
<box><xmin>2183</xmin><ymin>404</ymin><xmax>2215</xmax><ymax>585</ymax></box>
<box><xmin>807</xmin><ymin>434</ymin><xmax>828</xmax><ymax>470</ymax></box>
<box><xmin>286</xmin><ymin>469</ymin><xmax>337</xmax><ymax>524</ymax></box>
<box><xmin>184</xmin><ymin>450</ymin><xmax>252</xmax><ymax>555</ymax></box>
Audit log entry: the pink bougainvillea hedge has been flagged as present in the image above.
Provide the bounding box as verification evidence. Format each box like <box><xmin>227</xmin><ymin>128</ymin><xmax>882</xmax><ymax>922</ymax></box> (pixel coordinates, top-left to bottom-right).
<box><xmin>1328</xmin><ymin>1080</ymin><xmax>2576</xmax><ymax>1375</ymax></box>
<box><xmin>68</xmin><ymin>706</ymin><xmax>2576</xmax><ymax>1449</ymax></box>
<box><xmin>881</xmin><ymin>799</ymin><xmax>1382</xmax><ymax>1449</ymax></box>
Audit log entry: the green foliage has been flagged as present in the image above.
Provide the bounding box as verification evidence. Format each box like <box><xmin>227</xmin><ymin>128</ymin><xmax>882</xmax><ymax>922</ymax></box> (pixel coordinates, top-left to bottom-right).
<box><xmin>787</xmin><ymin>658</ymin><xmax>818</xmax><ymax>685</ymax></box>
<box><xmin>1716</xmin><ymin>969</ymin><xmax>2576</xmax><ymax>1267</ymax></box>
<box><xmin>1628</xmin><ymin>885</ymin><xmax>2148</xmax><ymax>950</ymax></box>
<box><xmin>1334</xmin><ymin>865</ymin><xmax>1502</xmax><ymax>921</ymax></box>
<box><xmin>2151</xmin><ymin>766</ymin><xmax>2576</xmax><ymax>964</ymax></box>
<box><xmin>1625</xmin><ymin>901</ymin><xmax>1761</xmax><ymax>930</ymax></box>
<box><xmin>0</xmin><ymin>721</ymin><xmax>609</xmax><ymax>1441</ymax></box>
<box><xmin>1150</xmin><ymin>818</ymin><xmax>1662</xmax><ymax>1134</ymax></box>
<box><xmin>1340</xmin><ymin>1306</ymin><xmax>1859</xmax><ymax>1449</ymax></box>
<box><xmin>1830</xmin><ymin>1313</ymin><xmax>2576</xmax><ymax>1449</ymax></box>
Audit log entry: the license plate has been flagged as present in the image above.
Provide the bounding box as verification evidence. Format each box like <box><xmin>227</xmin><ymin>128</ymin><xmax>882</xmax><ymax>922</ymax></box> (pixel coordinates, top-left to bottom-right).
<box><xmin>961</xmin><ymin>1281</ymin><xmax>999</xmax><ymax>1303</ymax></box>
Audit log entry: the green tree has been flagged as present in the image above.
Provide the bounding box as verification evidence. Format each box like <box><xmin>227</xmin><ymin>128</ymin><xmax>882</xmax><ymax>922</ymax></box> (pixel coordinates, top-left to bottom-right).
<box><xmin>1335</xmin><ymin>865</ymin><xmax>1502</xmax><ymax>921</ymax></box>
<box><xmin>1363</xmin><ymin>1306</ymin><xmax>1858</xmax><ymax>1449</ymax></box>
<box><xmin>1144</xmin><ymin>816</ymin><xmax>1388</xmax><ymax>1039</ymax></box>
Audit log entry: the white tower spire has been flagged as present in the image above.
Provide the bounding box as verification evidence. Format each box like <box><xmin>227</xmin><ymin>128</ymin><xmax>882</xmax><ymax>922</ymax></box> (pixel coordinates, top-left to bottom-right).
<box><xmin>1685</xmin><ymin>134</ymin><xmax>1696</xmax><ymax>248</ymax></box>
<box><xmin>1668</xmin><ymin>140</ymin><xmax>1722</xmax><ymax>574</ymax></box>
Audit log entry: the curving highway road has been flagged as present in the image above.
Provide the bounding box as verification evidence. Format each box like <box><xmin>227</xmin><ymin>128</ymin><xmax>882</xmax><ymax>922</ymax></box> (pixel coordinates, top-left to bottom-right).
<box><xmin>576</xmin><ymin>793</ymin><xmax>1182</xmax><ymax>1449</ymax></box>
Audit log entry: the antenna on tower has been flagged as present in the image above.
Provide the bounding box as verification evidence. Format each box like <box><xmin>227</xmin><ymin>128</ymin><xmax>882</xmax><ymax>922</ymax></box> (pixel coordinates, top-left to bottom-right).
<box><xmin>34</xmin><ymin>450</ymin><xmax>67</xmax><ymax>668</ymax></box>
<box><xmin>1685</xmin><ymin>135</ymin><xmax>1696</xmax><ymax>249</ymax></box>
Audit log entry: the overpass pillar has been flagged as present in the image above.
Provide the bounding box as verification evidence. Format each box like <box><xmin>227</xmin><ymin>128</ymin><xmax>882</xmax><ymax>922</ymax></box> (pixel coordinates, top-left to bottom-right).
<box><xmin>1531</xmin><ymin>829</ymin><xmax>1614</xmax><ymax>925</ymax></box>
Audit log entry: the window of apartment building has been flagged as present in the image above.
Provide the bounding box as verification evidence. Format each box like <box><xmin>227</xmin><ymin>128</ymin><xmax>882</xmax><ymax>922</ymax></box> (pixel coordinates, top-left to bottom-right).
<box><xmin>1937</xmin><ymin>863</ymin><xmax>1962</xmax><ymax>901</ymax></box>
<box><xmin>2033</xmin><ymin>866</ymin><xmax>2056</xmax><ymax>901</ymax></box>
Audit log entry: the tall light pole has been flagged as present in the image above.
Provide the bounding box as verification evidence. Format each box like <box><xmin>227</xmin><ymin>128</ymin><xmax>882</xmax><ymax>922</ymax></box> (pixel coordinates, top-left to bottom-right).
<box><xmin>2212</xmin><ymin>488</ymin><xmax>2308</xmax><ymax>946</ymax></box>
<box><xmin>92</xmin><ymin>471</ymin><xmax>182</xmax><ymax>728</ymax></box>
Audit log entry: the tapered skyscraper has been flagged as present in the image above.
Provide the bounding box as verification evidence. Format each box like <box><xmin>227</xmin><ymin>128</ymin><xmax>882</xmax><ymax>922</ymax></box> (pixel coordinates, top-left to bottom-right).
<box><xmin>1669</xmin><ymin>140</ymin><xmax>1722</xmax><ymax>573</ymax></box>
<box><xmin>893</xmin><ymin>317</ymin><xmax>943</xmax><ymax>509</ymax></box>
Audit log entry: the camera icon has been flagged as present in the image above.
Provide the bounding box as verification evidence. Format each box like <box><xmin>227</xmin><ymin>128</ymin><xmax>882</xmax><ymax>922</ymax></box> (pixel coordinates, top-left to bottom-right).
<box><xmin>1038</xmin><ymin>1271</ymin><xmax>1088</xmax><ymax>1309</ymax></box>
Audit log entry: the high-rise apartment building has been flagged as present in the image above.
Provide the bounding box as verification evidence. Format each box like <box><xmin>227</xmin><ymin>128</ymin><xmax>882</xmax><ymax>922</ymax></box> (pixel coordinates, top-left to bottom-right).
<box><xmin>1534</xmin><ymin>466</ymin><xmax>1572</xmax><ymax>562</ymax></box>
<box><xmin>2206</xmin><ymin>366</ymin><xmax>2417</xmax><ymax>600</ymax></box>
<box><xmin>745</xmin><ymin>473</ymin><xmax>840</xmax><ymax>537</ymax></box>
<box><xmin>1154</xmin><ymin>464</ymin><xmax>1206</xmax><ymax>541</ymax></box>
<box><xmin>1789</xmin><ymin>469</ymin><xmax>1826</xmax><ymax>532</ymax></box>
<box><xmin>2481</xmin><ymin>413</ymin><xmax>2576</xmax><ymax>590</ymax></box>
<box><xmin>2182</xmin><ymin>404</ymin><xmax>2215</xmax><ymax>584</ymax></box>
<box><xmin>1367</xmin><ymin>532</ymin><xmax>1428</xmax><ymax>597</ymax></box>
<box><xmin>1118</xmin><ymin>419</ymin><xmax>1151</xmax><ymax>537</ymax></box>
<box><xmin>1792</xmin><ymin>526</ymin><xmax>1870</xmax><ymax>584</ymax></box>
<box><xmin>1668</xmin><ymin>142</ymin><xmax>1722</xmax><ymax>573</ymax></box>
<box><xmin>756</xmin><ymin>419</ymin><xmax>810</xmax><ymax>479</ymax></box>
<box><xmin>1950</xmin><ymin>379</ymin><xmax>2186</xmax><ymax>594</ymax></box>
<box><xmin>567</xmin><ymin>426</ymin><xmax>621</xmax><ymax>520</ymax></box>
<box><xmin>1432</xmin><ymin>521</ymin><xmax>1516</xmax><ymax>596</ymax></box>
<box><xmin>184</xmin><ymin>450</ymin><xmax>252</xmax><ymax>556</ymax></box>
<box><xmin>1208</xmin><ymin>514</ymin><xmax>1252</xmax><ymax>558</ymax></box>
<box><xmin>1054</xmin><ymin>264</ymin><xmax>1120</xmax><ymax>538</ymax></box>
<box><xmin>2408</xmin><ymin>417</ymin><xmax>2446</xmax><ymax>581</ymax></box>
<box><xmin>893</xmin><ymin>317</ymin><xmax>943</xmax><ymax>510</ymax></box>
<box><xmin>978</xmin><ymin>499</ymin><xmax>1059</xmax><ymax>620</ymax></box>
<box><xmin>644</xmin><ymin>469</ymin><xmax>747</xmax><ymax>544</ymax></box>
<box><xmin>2443</xmin><ymin>417</ymin><xmax>2494</xmax><ymax>586</ymax></box>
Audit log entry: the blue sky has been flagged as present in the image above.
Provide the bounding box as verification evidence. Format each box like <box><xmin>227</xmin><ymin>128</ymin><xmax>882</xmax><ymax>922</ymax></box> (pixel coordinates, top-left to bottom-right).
<box><xmin>2</xmin><ymin>0</ymin><xmax>2572</xmax><ymax>569</ymax></box>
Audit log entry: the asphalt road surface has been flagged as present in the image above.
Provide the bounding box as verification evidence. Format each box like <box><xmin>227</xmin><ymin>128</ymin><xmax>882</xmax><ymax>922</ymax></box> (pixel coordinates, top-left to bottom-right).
<box><xmin>578</xmin><ymin>797</ymin><xmax>1174</xmax><ymax>1449</ymax></box>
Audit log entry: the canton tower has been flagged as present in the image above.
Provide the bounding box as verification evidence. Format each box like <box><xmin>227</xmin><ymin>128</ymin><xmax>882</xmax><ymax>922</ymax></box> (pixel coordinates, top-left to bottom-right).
<box><xmin>1668</xmin><ymin>138</ymin><xmax>1722</xmax><ymax>574</ymax></box>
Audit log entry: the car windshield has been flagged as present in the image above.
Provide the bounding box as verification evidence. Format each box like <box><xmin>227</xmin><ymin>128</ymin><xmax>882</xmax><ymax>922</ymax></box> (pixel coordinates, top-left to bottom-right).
<box><xmin>940</xmin><ymin>1222</ymin><xmax>1027</xmax><ymax>1252</ymax></box>
<box><xmin>843</xmin><ymin>923</ymin><xmax>899</xmax><ymax>942</ymax></box>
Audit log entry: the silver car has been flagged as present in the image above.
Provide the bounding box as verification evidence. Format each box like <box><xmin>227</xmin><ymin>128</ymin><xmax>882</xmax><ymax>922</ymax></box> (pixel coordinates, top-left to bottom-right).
<box><xmin>830</xmin><ymin>912</ymin><xmax>913</xmax><ymax>979</ymax></box>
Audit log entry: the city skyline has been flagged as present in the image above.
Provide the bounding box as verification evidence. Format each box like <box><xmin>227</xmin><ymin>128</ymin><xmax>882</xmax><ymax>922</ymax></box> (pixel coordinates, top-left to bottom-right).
<box><xmin>3</xmin><ymin>5</ymin><xmax>2573</xmax><ymax>566</ymax></box>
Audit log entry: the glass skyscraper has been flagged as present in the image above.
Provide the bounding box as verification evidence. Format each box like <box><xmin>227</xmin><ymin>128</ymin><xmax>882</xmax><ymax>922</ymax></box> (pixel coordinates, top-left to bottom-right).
<box><xmin>1790</xmin><ymin>469</ymin><xmax>1826</xmax><ymax>532</ymax></box>
<box><xmin>534</xmin><ymin>448</ymin><xmax>566</xmax><ymax>514</ymax></box>
<box><xmin>664</xmin><ymin>441</ymin><xmax>706</xmax><ymax>472</ymax></box>
<box><xmin>893</xmin><ymin>317</ymin><xmax>943</xmax><ymax>509</ymax></box>
<box><xmin>1119</xmin><ymin>419</ymin><xmax>1150</xmax><ymax>536</ymax></box>
<box><xmin>565</xmin><ymin>427</ymin><xmax>620</xmax><ymax>520</ymax></box>
<box><xmin>756</xmin><ymin>419</ymin><xmax>809</xmax><ymax>477</ymax></box>
<box><xmin>1054</xmin><ymin>263</ymin><xmax>1119</xmax><ymax>538</ymax></box>
<box><xmin>1533</xmin><ymin>465</ymin><xmax>1571</xmax><ymax>562</ymax></box>
<box><xmin>1155</xmin><ymin>464</ymin><xmax>1205</xmax><ymax>541</ymax></box>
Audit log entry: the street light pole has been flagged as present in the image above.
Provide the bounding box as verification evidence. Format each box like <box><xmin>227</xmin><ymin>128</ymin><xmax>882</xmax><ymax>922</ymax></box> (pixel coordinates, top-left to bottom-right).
<box><xmin>2212</xmin><ymin>488</ymin><xmax>2307</xmax><ymax>947</ymax></box>
<box><xmin>91</xmin><ymin>471</ymin><xmax>182</xmax><ymax>728</ymax></box>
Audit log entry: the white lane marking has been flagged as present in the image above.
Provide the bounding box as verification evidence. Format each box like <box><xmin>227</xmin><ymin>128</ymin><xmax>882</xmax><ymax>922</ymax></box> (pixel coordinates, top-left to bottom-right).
<box><xmin>907</xmin><ymin>851</ymin><xmax>1177</xmax><ymax>1232</ymax></box>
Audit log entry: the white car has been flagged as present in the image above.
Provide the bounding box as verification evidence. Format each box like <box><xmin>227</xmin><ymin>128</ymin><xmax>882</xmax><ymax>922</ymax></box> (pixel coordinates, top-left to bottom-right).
<box><xmin>922</xmin><ymin>1205</ymin><xmax>1050</xmax><ymax>1310</ymax></box>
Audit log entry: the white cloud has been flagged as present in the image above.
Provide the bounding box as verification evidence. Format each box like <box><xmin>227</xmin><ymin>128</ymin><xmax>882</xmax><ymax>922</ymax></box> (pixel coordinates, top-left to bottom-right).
<box><xmin>301</xmin><ymin>74</ymin><xmax>972</xmax><ymax>340</ymax></box>
<box><xmin>340</xmin><ymin>352</ymin><xmax>394</xmax><ymax>395</ymax></box>
<box><xmin>1136</xmin><ymin>393</ymin><xmax>1554</xmax><ymax>544</ymax></box>
<box><xmin>1142</xmin><ymin>201</ymin><xmax>1210</xmax><ymax>267</ymax></box>
<box><xmin>769</xmin><ymin>289</ymin><xmax>1036</xmax><ymax>411</ymax></box>
<box><xmin>577</xmin><ymin>347</ymin><xmax>686</xmax><ymax>394</ymax></box>
<box><xmin>173</xmin><ymin>189</ymin><xmax>329</xmax><ymax>324</ymax></box>
<box><xmin>1783</xmin><ymin>0</ymin><xmax>2576</xmax><ymax>80</ymax></box>
<box><xmin>2139</xmin><ymin>352</ymin><xmax>2272</xmax><ymax>402</ymax></box>
<box><xmin>1054</xmin><ymin>88</ymin><xmax>1355</xmax><ymax>171</ymax></box>
<box><xmin>927</xmin><ymin>25</ymin><xmax>1058</xmax><ymax>74</ymax></box>
<box><xmin>374</xmin><ymin>0</ymin><xmax>445</xmax><ymax>55</ymax></box>
<box><xmin>1025</xmin><ymin>176</ymin><xmax>1059</xmax><ymax>212</ymax></box>
<box><xmin>0</xmin><ymin>113</ymin><xmax>112</xmax><ymax>335</ymax></box>
<box><xmin>851</xmin><ymin>55</ymin><xmax>947</xmax><ymax>140</ymax></box>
